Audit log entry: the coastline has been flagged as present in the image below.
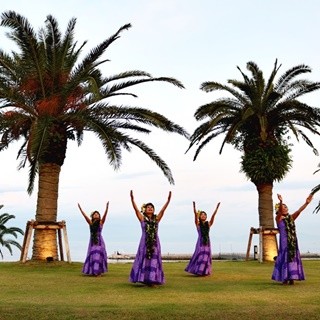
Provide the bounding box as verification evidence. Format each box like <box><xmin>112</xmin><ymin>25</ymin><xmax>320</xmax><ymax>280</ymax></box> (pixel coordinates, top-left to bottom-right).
<box><xmin>108</xmin><ymin>252</ymin><xmax>320</xmax><ymax>261</ymax></box>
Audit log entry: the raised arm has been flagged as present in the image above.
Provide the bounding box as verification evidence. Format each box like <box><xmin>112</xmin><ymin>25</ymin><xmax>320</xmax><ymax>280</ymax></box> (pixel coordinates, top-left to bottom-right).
<box><xmin>291</xmin><ymin>194</ymin><xmax>313</xmax><ymax>221</ymax></box>
<box><xmin>275</xmin><ymin>194</ymin><xmax>283</xmax><ymax>223</ymax></box>
<box><xmin>78</xmin><ymin>203</ymin><xmax>91</xmax><ymax>224</ymax></box>
<box><xmin>130</xmin><ymin>190</ymin><xmax>144</xmax><ymax>221</ymax></box>
<box><xmin>193</xmin><ymin>201</ymin><xmax>199</xmax><ymax>226</ymax></box>
<box><xmin>157</xmin><ymin>191</ymin><xmax>172</xmax><ymax>222</ymax></box>
<box><xmin>101</xmin><ymin>201</ymin><xmax>109</xmax><ymax>225</ymax></box>
<box><xmin>209</xmin><ymin>202</ymin><xmax>220</xmax><ymax>227</ymax></box>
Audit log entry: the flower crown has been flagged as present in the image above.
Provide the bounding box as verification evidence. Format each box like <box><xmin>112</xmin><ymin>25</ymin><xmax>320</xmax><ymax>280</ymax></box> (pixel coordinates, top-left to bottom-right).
<box><xmin>274</xmin><ymin>203</ymin><xmax>280</xmax><ymax>211</ymax></box>
<box><xmin>197</xmin><ymin>210</ymin><xmax>204</xmax><ymax>217</ymax></box>
<box><xmin>141</xmin><ymin>203</ymin><xmax>146</xmax><ymax>213</ymax></box>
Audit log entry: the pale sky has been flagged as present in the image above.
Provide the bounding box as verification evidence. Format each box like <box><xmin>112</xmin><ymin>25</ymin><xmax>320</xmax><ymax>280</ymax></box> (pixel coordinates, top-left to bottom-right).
<box><xmin>1</xmin><ymin>0</ymin><xmax>320</xmax><ymax>262</ymax></box>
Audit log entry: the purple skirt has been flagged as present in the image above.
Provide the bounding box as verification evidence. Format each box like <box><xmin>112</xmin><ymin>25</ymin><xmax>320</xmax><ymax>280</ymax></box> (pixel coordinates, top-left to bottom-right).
<box><xmin>82</xmin><ymin>225</ymin><xmax>108</xmax><ymax>275</ymax></box>
<box><xmin>272</xmin><ymin>219</ymin><xmax>304</xmax><ymax>282</ymax></box>
<box><xmin>130</xmin><ymin>221</ymin><xmax>164</xmax><ymax>285</ymax></box>
<box><xmin>185</xmin><ymin>226</ymin><xmax>212</xmax><ymax>276</ymax></box>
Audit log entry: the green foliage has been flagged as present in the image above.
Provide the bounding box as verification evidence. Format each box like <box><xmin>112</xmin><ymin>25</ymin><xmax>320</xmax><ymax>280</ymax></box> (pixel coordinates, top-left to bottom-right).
<box><xmin>311</xmin><ymin>165</ymin><xmax>320</xmax><ymax>213</ymax></box>
<box><xmin>0</xmin><ymin>11</ymin><xmax>189</xmax><ymax>193</ymax></box>
<box><xmin>241</xmin><ymin>140</ymin><xmax>292</xmax><ymax>184</ymax></box>
<box><xmin>188</xmin><ymin>59</ymin><xmax>320</xmax><ymax>165</ymax></box>
<box><xmin>188</xmin><ymin>60</ymin><xmax>320</xmax><ymax>244</ymax></box>
<box><xmin>0</xmin><ymin>205</ymin><xmax>24</xmax><ymax>259</ymax></box>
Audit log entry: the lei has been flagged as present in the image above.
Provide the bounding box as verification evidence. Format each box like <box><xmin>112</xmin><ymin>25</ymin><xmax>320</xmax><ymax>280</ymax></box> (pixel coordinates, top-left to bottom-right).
<box><xmin>199</xmin><ymin>220</ymin><xmax>210</xmax><ymax>245</ymax></box>
<box><xmin>90</xmin><ymin>220</ymin><xmax>100</xmax><ymax>245</ymax></box>
<box><xmin>144</xmin><ymin>214</ymin><xmax>158</xmax><ymax>259</ymax></box>
<box><xmin>283</xmin><ymin>215</ymin><xmax>297</xmax><ymax>261</ymax></box>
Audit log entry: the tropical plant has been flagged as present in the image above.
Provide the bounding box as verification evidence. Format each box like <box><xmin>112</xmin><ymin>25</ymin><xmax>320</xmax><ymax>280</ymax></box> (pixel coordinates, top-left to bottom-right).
<box><xmin>187</xmin><ymin>59</ymin><xmax>320</xmax><ymax>261</ymax></box>
<box><xmin>311</xmin><ymin>165</ymin><xmax>320</xmax><ymax>213</ymax></box>
<box><xmin>0</xmin><ymin>205</ymin><xmax>24</xmax><ymax>259</ymax></box>
<box><xmin>0</xmin><ymin>11</ymin><xmax>188</xmax><ymax>260</ymax></box>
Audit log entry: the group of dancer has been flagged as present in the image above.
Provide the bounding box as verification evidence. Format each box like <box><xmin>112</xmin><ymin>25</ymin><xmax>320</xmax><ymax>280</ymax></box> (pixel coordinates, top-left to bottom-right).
<box><xmin>78</xmin><ymin>190</ymin><xmax>313</xmax><ymax>286</ymax></box>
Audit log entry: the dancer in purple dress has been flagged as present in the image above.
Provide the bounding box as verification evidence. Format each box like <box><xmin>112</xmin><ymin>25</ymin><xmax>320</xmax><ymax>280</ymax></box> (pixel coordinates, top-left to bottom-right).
<box><xmin>129</xmin><ymin>190</ymin><xmax>171</xmax><ymax>286</ymax></box>
<box><xmin>272</xmin><ymin>193</ymin><xmax>313</xmax><ymax>285</ymax></box>
<box><xmin>185</xmin><ymin>201</ymin><xmax>220</xmax><ymax>276</ymax></box>
<box><xmin>78</xmin><ymin>202</ymin><xmax>109</xmax><ymax>276</ymax></box>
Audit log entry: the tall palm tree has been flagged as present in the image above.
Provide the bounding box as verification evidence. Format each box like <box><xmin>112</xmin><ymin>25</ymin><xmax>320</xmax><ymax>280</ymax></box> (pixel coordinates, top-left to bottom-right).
<box><xmin>0</xmin><ymin>205</ymin><xmax>24</xmax><ymax>259</ymax></box>
<box><xmin>0</xmin><ymin>11</ymin><xmax>189</xmax><ymax>260</ymax></box>
<box><xmin>188</xmin><ymin>60</ymin><xmax>320</xmax><ymax>261</ymax></box>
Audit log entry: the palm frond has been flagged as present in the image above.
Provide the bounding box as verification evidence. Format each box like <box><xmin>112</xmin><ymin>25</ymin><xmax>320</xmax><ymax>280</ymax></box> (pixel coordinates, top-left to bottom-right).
<box><xmin>26</xmin><ymin>119</ymin><xmax>53</xmax><ymax>194</ymax></box>
<box><xmin>0</xmin><ymin>13</ymin><xmax>189</xmax><ymax>197</ymax></box>
<box><xmin>246</xmin><ymin>61</ymin><xmax>265</xmax><ymax>95</ymax></box>
<box><xmin>0</xmin><ymin>207</ymin><xmax>24</xmax><ymax>259</ymax></box>
<box><xmin>90</xmin><ymin>104</ymin><xmax>189</xmax><ymax>138</ymax></box>
<box><xmin>311</xmin><ymin>184</ymin><xmax>320</xmax><ymax>196</ymax></box>
<box><xmin>276</xmin><ymin>64</ymin><xmax>311</xmax><ymax>92</ymax></box>
<box><xmin>191</xmin><ymin>131</ymin><xmax>222</xmax><ymax>160</ymax></box>
<box><xmin>103</xmin><ymin>71</ymin><xmax>152</xmax><ymax>83</ymax></box>
<box><xmin>264</xmin><ymin>59</ymin><xmax>281</xmax><ymax>93</ymax></box>
<box><xmin>100</xmin><ymin>76</ymin><xmax>184</xmax><ymax>99</ymax></box>
<box><xmin>126</xmin><ymin>137</ymin><xmax>175</xmax><ymax>184</ymax></box>
<box><xmin>0</xmin><ymin>213</ymin><xmax>17</xmax><ymax>225</ymax></box>
<box><xmin>0</xmin><ymin>11</ymin><xmax>46</xmax><ymax>96</ymax></box>
<box><xmin>75</xmin><ymin>23</ymin><xmax>131</xmax><ymax>75</ymax></box>
<box><xmin>312</xmin><ymin>202</ymin><xmax>320</xmax><ymax>214</ymax></box>
<box><xmin>190</xmin><ymin>59</ymin><xmax>320</xmax><ymax>187</ymax></box>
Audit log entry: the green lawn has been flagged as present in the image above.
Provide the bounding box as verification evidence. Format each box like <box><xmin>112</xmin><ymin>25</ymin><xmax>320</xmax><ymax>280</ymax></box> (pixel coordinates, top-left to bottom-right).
<box><xmin>1</xmin><ymin>260</ymin><xmax>320</xmax><ymax>320</ymax></box>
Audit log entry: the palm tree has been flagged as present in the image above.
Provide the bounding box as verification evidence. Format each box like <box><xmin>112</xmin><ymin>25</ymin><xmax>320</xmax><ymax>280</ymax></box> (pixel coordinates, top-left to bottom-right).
<box><xmin>188</xmin><ymin>60</ymin><xmax>320</xmax><ymax>261</ymax></box>
<box><xmin>0</xmin><ymin>205</ymin><xmax>24</xmax><ymax>259</ymax></box>
<box><xmin>0</xmin><ymin>11</ymin><xmax>189</xmax><ymax>261</ymax></box>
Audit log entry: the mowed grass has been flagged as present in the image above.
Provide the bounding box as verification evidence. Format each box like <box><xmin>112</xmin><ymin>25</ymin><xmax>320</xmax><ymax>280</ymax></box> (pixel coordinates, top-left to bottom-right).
<box><xmin>1</xmin><ymin>260</ymin><xmax>320</xmax><ymax>320</ymax></box>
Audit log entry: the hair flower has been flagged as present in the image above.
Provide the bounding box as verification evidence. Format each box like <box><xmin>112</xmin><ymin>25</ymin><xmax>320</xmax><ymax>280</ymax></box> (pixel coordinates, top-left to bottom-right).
<box><xmin>141</xmin><ymin>203</ymin><xmax>146</xmax><ymax>213</ymax></box>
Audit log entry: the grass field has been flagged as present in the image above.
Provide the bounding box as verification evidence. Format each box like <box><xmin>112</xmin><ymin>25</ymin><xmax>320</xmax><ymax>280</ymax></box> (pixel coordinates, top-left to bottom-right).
<box><xmin>1</xmin><ymin>260</ymin><xmax>320</xmax><ymax>320</ymax></box>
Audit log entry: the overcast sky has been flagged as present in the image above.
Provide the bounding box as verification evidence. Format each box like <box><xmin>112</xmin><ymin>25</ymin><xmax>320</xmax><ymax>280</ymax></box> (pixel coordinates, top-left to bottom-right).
<box><xmin>1</xmin><ymin>0</ymin><xmax>320</xmax><ymax>262</ymax></box>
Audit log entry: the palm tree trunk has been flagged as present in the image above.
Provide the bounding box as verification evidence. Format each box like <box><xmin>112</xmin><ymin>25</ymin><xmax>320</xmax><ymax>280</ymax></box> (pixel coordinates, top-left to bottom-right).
<box><xmin>256</xmin><ymin>183</ymin><xmax>278</xmax><ymax>262</ymax></box>
<box><xmin>32</xmin><ymin>163</ymin><xmax>61</xmax><ymax>260</ymax></box>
